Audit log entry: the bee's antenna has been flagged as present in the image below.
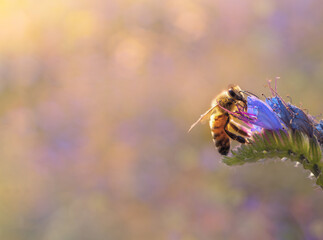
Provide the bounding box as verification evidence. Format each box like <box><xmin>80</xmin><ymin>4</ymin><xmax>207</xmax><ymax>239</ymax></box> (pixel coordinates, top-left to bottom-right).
<box><xmin>240</xmin><ymin>90</ymin><xmax>259</xmax><ymax>98</ymax></box>
<box><xmin>262</xmin><ymin>93</ymin><xmax>267</xmax><ymax>99</ymax></box>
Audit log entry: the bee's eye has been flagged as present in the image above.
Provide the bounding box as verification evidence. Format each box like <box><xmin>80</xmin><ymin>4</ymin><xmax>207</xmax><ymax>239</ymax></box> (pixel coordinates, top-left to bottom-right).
<box><xmin>229</xmin><ymin>89</ymin><xmax>236</xmax><ymax>98</ymax></box>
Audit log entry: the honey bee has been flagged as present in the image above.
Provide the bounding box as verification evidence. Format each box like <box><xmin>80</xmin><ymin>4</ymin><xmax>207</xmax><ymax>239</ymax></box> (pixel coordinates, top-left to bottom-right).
<box><xmin>189</xmin><ymin>85</ymin><xmax>251</xmax><ymax>155</ymax></box>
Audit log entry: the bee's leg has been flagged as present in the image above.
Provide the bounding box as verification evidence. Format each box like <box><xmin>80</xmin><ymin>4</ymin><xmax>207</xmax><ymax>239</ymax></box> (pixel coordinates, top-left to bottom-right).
<box><xmin>224</xmin><ymin>118</ymin><xmax>247</xmax><ymax>144</ymax></box>
<box><xmin>229</xmin><ymin>121</ymin><xmax>250</xmax><ymax>137</ymax></box>
<box><xmin>225</xmin><ymin>128</ymin><xmax>247</xmax><ymax>144</ymax></box>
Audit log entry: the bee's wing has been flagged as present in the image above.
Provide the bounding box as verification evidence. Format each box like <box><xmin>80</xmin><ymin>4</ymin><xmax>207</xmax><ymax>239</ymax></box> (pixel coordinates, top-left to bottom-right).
<box><xmin>188</xmin><ymin>105</ymin><xmax>217</xmax><ymax>132</ymax></box>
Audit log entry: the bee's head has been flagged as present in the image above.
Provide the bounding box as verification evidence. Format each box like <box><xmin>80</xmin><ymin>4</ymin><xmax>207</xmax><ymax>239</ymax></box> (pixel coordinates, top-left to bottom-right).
<box><xmin>228</xmin><ymin>84</ymin><xmax>245</xmax><ymax>102</ymax></box>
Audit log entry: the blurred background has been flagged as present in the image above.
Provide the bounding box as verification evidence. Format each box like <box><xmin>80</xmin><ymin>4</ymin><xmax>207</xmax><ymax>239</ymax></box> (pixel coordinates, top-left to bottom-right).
<box><xmin>0</xmin><ymin>0</ymin><xmax>323</xmax><ymax>239</ymax></box>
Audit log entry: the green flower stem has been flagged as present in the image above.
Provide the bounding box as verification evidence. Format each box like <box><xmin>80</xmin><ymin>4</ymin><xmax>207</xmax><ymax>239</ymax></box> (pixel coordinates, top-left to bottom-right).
<box><xmin>223</xmin><ymin>130</ymin><xmax>323</xmax><ymax>189</ymax></box>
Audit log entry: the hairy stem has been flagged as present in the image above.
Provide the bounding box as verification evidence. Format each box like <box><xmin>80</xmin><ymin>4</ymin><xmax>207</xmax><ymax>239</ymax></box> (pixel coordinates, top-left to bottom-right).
<box><xmin>223</xmin><ymin>130</ymin><xmax>323</xmax><ymax>189</ymax></box>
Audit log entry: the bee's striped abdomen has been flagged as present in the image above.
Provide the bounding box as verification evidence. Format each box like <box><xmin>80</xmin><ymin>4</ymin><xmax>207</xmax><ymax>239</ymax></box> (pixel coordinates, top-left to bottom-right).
<box><xmin>210</xmin><ymin>113</ymin><xmax>230</xmax><ymax>155</ymax></box>
<box><xmin>214</xmin><ymin>132</ymin><xmax>230</xmax><ymax>155</ymax></box>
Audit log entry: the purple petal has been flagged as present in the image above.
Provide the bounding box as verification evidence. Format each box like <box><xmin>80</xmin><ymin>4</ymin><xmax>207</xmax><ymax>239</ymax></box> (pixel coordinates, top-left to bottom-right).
<box><xmin>247</xmin><ymin>96</ymin><xmax>284</xmax><ymax>131</ymax></box>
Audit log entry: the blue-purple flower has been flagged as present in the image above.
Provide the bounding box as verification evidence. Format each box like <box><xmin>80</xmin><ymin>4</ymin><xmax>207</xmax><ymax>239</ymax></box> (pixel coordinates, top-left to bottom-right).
<box><xmin>266</xmin><ymin>96</ymin><xmax>315</xmax><ymax>138</ymax></box>
<box><xmin>315</xmin><ymin>120</ymin><xmax>323</xmax><ymax>145</ymax></box>
<box><xmin>245</xmin><ymin>96</ymin><xmax>284</xmax><ymax>131</ymax></box>
<box><xmin>223</xmin><ymin>84</ymin><xmax>323</xmax><ymax>190</ymax></box>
